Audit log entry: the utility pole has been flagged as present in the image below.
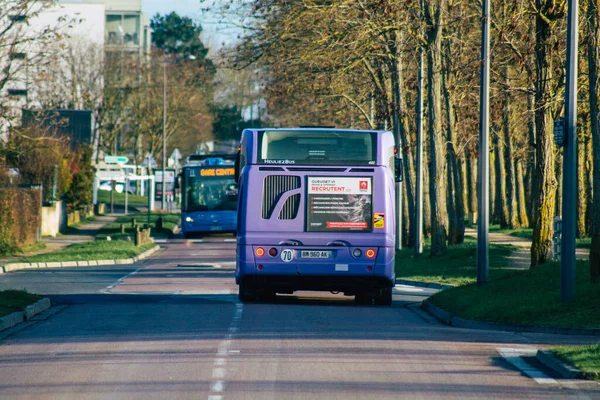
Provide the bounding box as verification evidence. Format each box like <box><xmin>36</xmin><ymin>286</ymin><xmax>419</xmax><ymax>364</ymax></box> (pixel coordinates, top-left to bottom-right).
<box><xmin>415</xmin><ymin>0</ymin><xmax>425</xmax><ymax>257</ymax></box>
<box><xmin>477</xmin><ymin>0</ymin><xmax>490</xmax><ymax>286</ymax></box>
<box><xmin>561</xmin><ymin>0</ymin><xmax>578</xmax><ymax>303</ymax></box>
<box><xmin>162</xmin><ymin>61</ymin><xmax>167</xmax><ymax>211</ymax></box>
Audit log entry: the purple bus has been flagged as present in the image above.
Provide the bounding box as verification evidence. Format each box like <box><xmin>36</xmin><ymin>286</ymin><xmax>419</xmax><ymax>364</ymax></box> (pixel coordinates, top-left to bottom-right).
<box><xmin>234</xmin><ymin>128</ymin><xmax>403</xmax><ymax>305</ymax></box>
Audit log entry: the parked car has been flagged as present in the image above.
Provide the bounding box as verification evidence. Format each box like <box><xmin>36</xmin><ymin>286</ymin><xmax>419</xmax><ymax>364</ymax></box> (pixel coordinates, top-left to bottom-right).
<box><xmin>99</xmin><ymin>181</ymin><xmax>136</xmax><ymax>194</ymax></box>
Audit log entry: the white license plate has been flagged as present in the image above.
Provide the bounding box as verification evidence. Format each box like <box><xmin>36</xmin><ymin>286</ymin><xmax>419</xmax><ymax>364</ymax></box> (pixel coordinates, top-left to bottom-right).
<box><xmin>300</xmin><ymin>251</ymin><xmax>331</xmax><ymax>259</ymax></box>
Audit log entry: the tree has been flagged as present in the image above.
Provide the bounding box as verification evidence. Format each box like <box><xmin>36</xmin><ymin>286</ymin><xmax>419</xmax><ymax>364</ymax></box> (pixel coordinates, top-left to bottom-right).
<box><xmin>151</xmin><ymin>12</ymin><xmax>214</xmax><ymax>73</ymax></box>
<box><xmin>589</xmin><ymin>0</ymin><xmax>600</xmax><ymax>281</ymax></box>
<box><xmin>0</xmin><ymin>0</ymin><xmax>73</xmax><ymax>126</ymax></box>
<box><xmin>530</xmin><ymin>1</ymin><xmax>566</xmax><ymax>267</ymax></box>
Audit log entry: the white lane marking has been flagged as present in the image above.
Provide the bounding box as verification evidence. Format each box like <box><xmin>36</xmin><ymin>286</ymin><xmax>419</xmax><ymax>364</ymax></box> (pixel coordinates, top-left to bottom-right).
<box><xmin>208</xmin><ymin>302</ymin><xmax>243</xmax><ymax>399</ymax></box>
<box><xmin>185</xmin><ymin>239</ymin><xmax>204</xmax><ymax>243</ymax></box>
<box><xmin>101</xmin><ymin>267</ymin><xmax>144</xmax><ymax>293</ymax></box>
<box><xmin>224</xmin><ymin>239</ymin><xmax>236</xmax><ymax>242</ymax></box>
<box><xmin>153</xmin><ymin>239</ymin><xmax>169</xmax><ymax>244</ymax></box>
<box><xmin>394</xmin><ymin>284</ymin><xmax>425</xmax><ymax>293</ymax></box>
<box><xmin>497</xmin><ymin>348</ymin><xmax>557</xmax><ymax>384</ymax></box>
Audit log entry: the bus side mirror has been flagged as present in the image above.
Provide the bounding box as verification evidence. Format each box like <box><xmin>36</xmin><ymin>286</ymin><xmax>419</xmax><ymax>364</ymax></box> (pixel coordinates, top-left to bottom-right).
<box><xmin>234</xmin><ymin>150</ymin><xmax>241</xmax><ymax>183</ymax></box>
<box><xmin>394</xmin><ymin>158</ymin><xmax>404</xmax><ymax>183</ymax></box>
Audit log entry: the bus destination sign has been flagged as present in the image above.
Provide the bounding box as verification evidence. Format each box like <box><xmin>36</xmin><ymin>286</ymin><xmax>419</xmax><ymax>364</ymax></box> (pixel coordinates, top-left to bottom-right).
<box><xmin>200</xmin><ymin>168</ymin><xmax>235</xmax><ymax>177</ymax></box>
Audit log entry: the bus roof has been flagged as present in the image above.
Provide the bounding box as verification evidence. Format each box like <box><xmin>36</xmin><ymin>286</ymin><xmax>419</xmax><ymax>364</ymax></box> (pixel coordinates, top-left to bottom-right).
<box><xmin>184</xmin><ymin>153</ymin><xmax>237</xmax><ymax>167</ymax></box>
<box><xmin>243</xmin><ymin>127</ymin><xmax>390</xmax><ymax>134</ymax></box>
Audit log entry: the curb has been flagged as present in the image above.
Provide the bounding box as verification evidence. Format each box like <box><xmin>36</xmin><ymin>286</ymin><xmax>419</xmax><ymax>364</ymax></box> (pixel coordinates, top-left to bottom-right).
<box><xmin>0</xmin><ymin>245</ymin><xmax>160</xmax><ymax>274</ymax></box>
<box><xmin>395</xmin><ymin>279</ymin><xmax>454</xmax><ymax>290</ymax></box>
<box><xmin>536</xmin><ymin>350</ymin><xmax>600</xmax><ymax>381</ymax></box>
<box><xmin>422</xmin><ymin>299</ymin><xmax>600</xmax><ymax>337</ymax></box>
<box><xmin>0</xmin><ymin>298</ymin><xmax>52</xmax><ymax>332</ymax></box>
<box><xmin>536</xmin><ymin>350</ymin><xmax>582</xmax><ymax>379</ymax></box>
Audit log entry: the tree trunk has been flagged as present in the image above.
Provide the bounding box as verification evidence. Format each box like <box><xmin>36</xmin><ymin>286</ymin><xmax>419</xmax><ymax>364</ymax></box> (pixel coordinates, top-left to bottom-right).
<box><xmin>424</xmin><ymin>0</ymin><xmax>448</xmax><ymax>256</ymax></box>
<box><xmin>442</xmin><ymin>48</ymin><xmax>464</xmax><ymax>244</ymax></box>
<box><xmin>588</xmin><ymin>0</ymin><xmax>600</xmax><ymax>281</ymax></box>
<box><xmin>555</xmin><ymin>154</ymin><xmax>563</xmax><ymax>218</ymax></box>
<box><xmin>577</xmin><ymin>124</ymin><xmax>587</xmax><ymax>238</ymax></box>
<box><xmin>423</xmin><ymin>153</ymin><xmax>432</xmax><ymax>237</ymax></box>
<box><xmin>466</xmin><ymin>152</ymin><xmax>478</xmax><ymax>224</ymax></box>
<box><xmin>527</xmin><ymin>87</ymin><xmax>537</xmax><ymax>228</ymax></box>
<box><xmin>493</xmin><ymin>130</ymin><xmax>509</xmax><ymax>228</ymax></box>
<box><xmin>516</xmin><ymin>159</ymin><xmax>530</xmax><ymax>227</ymax></box>
<box><xmin>490</xmin><ymin>144</ymin><xmax>497</xmax><ymax>223</ymax></box>
<box><xmin>531</xmin><ymin>11</ymin><xmax>559</xmax><ymax>267</ymax></box>
<box><xmin>390</xmin><ymin>32</ymin><xmax>416</xmax><ymax>248</ymax></box>
<box><xmin>586</xmin><ymin>128</ymin><xmax>594</xmax><ymax>234</ymax></box>
<box><xmin>502</xmin><ymin>68</ymin><xmax>520</xmax><ymax>229</ymax></box>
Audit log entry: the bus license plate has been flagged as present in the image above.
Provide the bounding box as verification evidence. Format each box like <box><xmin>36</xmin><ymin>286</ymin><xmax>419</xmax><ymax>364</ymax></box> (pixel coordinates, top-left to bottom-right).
<box><xmin>210</xmin><ymin>226</ymin><xmax>223</xmax><ymax>231</ymax></box>
<box><xmin>300</xmin><ymin>251</ymin><xmax>331</xmax><ymax>259</ymax></box>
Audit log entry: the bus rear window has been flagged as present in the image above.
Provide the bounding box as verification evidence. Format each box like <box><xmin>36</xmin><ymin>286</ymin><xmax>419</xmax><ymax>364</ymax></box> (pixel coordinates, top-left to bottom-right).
<box><xmin>258</xmin><ymin>130</ymin><xmax>376</xmax><ymax>165</ymax></box>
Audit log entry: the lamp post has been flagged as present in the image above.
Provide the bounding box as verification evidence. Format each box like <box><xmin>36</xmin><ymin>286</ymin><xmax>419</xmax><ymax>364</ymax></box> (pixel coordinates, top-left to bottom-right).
<box><xmin>477</xmin><ymin>0</ymin><xmax>491</xmax><ymax>286</ymax></box>
<box><xmin>162</xmin><ymin>61</ymin><xmax>167</xmax><ymax>211</ymax></box>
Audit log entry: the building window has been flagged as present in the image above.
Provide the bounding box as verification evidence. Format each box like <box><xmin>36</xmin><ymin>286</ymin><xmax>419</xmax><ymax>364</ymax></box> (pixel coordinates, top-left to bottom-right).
<box><xmin>106</xmin><ymin>14</ymin><xmax>140</xmax><ymax>46</ymax></box>
<box><xmin>8</xmin><ymin>89</ymin><xmax>28</xmax><ymax>97</ymax></box>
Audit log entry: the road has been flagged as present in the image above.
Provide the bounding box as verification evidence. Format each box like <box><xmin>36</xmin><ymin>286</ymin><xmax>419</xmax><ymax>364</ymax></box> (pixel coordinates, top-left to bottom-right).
<box><xmin>0</xmin><ymin>237</ymin><xmax>599</xmax><ymax>399</ymax></box>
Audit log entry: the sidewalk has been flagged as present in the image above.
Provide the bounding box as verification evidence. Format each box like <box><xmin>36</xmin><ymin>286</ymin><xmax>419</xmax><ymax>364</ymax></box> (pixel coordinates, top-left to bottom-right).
<box><xmin>465</xmin><ymin>227</ymin><xmax>590</xmax><ymax>269</ymax></box>
<box><xmin>0</xmin><ymin>214</ymin><xmax>118</xmax><ymax>264</ymax></box>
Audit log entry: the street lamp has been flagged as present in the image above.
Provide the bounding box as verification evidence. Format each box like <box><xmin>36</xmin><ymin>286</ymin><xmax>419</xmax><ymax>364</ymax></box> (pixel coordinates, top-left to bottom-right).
<box><xmin>162</xmin><ymin>61</ymin><xmax>167</xmax><ymax>211</ymax></box>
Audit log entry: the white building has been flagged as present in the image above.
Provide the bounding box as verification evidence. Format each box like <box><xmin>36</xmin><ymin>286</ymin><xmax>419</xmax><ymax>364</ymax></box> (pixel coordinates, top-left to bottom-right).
<box><xmin>0</xmin><ymin>0</ymin><xmax>152</xmax><ymax>142</ymax></box>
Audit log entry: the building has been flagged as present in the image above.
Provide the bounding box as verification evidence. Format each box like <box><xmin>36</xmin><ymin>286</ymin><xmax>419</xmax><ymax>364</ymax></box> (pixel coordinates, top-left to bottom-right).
<box><xmin>103</xmin><ymin>0</ymin><xmax>151</xmax><ymax>56</ymax></box>
<box><xmin>0</xmin><ymin>0</ymin><xmax>152</xmax><ymax>143</ymax></box>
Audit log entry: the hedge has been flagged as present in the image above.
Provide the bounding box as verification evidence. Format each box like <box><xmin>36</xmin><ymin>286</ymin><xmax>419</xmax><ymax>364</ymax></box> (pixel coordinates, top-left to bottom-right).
<box><xmin>0</xmin><ymin>187</ymin><xmax>41</xmax><ymax>254</ymax></box>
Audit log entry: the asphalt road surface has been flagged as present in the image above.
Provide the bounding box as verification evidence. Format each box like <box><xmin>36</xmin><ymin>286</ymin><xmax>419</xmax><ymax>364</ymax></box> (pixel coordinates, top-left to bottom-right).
<box><xmin>0</xmin><ymin>237</ymin><xmax>599</xmax><ymax>399</ymax></box>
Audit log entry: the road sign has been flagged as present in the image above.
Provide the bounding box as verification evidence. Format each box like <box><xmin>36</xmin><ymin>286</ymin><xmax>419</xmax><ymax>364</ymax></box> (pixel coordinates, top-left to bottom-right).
<box><xmin>97</xmin><ymin>170</ymin><xmax>122</xmax><ymax>179</ymax></box>
<box><xmin>105</xmin><ymin>156</ymin><xmax>129</xmax><ymax>164</ymax></box>
<box><xmin>554</xmin><ymin>118</ymin><xmax>565</xmax><ymax>147</ymax></box>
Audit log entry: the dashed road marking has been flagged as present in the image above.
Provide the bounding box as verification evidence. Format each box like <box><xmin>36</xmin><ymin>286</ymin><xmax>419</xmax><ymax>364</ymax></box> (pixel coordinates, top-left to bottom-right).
<box><xmin>208</xmin><ymin>302</ymin><xmax>243</xmax><ymax>399</ymax></box>
<box><xmin>101</xmin><ymin>267</ymin><xmax>144</xmax><ymax>293</ymax></box>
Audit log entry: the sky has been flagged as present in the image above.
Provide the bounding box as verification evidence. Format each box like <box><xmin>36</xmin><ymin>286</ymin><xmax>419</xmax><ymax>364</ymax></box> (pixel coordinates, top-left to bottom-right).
<box><xmin>142</xmin><ymin>0</ymin><xmax>240</xmax><ymax>51</ymax></box>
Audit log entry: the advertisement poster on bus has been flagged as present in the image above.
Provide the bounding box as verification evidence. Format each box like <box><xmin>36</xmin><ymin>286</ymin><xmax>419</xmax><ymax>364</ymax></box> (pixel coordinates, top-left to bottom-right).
<box><xmin>306</xmin><ymin>176</ymin><xmax>372</xmax><ymax>232</ymax></box>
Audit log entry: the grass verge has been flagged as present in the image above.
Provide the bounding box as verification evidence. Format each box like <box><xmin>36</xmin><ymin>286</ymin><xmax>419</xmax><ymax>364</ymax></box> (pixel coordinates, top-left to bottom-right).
<box><xmin>96</xmin><ymin>213</ymin><xmax>180</xmax><ymax>239</ymax></box>
<box><xmin>0</xmin><ymin>241</ymin><xmax>46</xmax><ymax>257</ymax></box>
<box><xmin>97</xmin><ymin>190</ymin><xmax>149</xmax><ymax>208</ymax></box>
<box><xmin>552</xmin><ymin>344</ymin><xmax>600</xmax><ymax>380</ymax></box>
<box><xmin>16</xmin><ymin>241</ymin><xmax>156</xmax><ymax>263</ymax></box>
<box><xmin>489</xmin><ymin>225</ymin><xmax>592</xmax><ymax>249</ymax></box>
<box><xmin>395</xmin><ymin>236</ymin><xmax>519</xmax><ymax>286</ymax></box>
<box><xmin>0</xmin><ymin>290</ymin><xmax>43</xmax><ymax>318</ymax></box>
<box><xmin>428</xmin><ymin>260</ymin><xmax>600</xmax><ymax>329</ymax></box>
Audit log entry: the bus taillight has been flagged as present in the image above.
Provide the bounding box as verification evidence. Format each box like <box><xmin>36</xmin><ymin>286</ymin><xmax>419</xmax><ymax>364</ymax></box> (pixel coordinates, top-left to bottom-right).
<box><xmin>366</xmin><ymin>249</ymin><xmax>376</xmax><ymax>259</ymax></box>
<box><xmin>268</xmin><ymin>247</ymin><xmax>278</xmax><ymax>257</ymax></box>
<box><xmin>255</xmin><ymin>247</ymin><xmax>265</xmax><ymax>257</ymax></box>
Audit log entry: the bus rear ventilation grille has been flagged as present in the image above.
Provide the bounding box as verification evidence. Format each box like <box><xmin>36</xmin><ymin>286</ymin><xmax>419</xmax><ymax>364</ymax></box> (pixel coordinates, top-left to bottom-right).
<box><xmin>262</xmin><ymin>175</ymin><xmax>301</xmax><ymax>219</ymax></box>
<box><xmin>279</xmin><ymin>194</ymin><xmax>300</xmax><ymax>220</ymax></box>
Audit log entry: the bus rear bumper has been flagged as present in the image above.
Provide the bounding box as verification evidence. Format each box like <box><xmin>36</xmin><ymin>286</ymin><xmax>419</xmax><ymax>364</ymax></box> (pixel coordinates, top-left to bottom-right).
<box><xmin>238</xmin><ymin>274</ymin><xmax>394</xmax><ymax>296</ymax></box>
<box><xmin>235</xmin><ymin>246</ymin><xmax>395</xmax><ymax>295</ymax></box>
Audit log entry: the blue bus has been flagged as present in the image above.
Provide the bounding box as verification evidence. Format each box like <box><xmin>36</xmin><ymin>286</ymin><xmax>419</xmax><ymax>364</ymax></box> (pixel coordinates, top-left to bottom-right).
<box><xmin>234</xmin><ymin>128</ymin><xmax>403</xmax><ymax>304</ymax></box>
<box><xmin>180</xmin><ymin>155</ymin><xmax>239</xmax><ymax>237</ymax></box>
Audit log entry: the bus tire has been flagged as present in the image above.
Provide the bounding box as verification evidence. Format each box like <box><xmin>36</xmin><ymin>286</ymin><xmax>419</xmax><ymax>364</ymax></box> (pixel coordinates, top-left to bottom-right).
<box><xmin>374</xmin><ymin>287</ymin><xmax>392</xmax><ymax>306</ymax></box>
<box><xmin>354</xmin><ymin>293</ymin><xmax>372</xmax><ymax>305</ymax></box>
<box><xmin>239</xmin><ymin>279</ymin><xmax>256</xmax><ymax>302</ymax></box>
